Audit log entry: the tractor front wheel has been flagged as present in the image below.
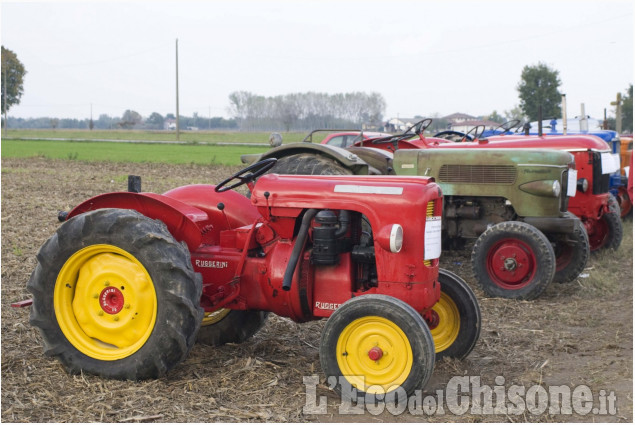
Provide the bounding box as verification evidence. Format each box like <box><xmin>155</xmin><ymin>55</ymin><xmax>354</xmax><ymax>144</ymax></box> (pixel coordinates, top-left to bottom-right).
<box><xmin>472</xmin><ymin>221</ymin><xmax>555</xmax><ymax>300</ymax></box>
<box><xmin>551</xmin><ymin>213</ymin><xmax>590</xmax><ymax>283</ymax></box>
<box><xmin>320</xmin><ymin>295</ymin><xmax>435</xmax><ymax>400</ymax></box>
<box><xmin>429</xmin><ymin>269</ymin><xmax>481</xmax><ymax>360</ymax></box>
<box><xmin>27</xmin><ymin>208</ymin><xmax>203</xmax><ymax>380</ymax></box>
<box><xmin>197</xmin><ymin>309</ymin><xmax>268</xmax><ymax>346</ymax></box>
<box><xmin>586</xmin><ymin>210</ymin><xmax>623</xmax><ymax>252</ymax></box>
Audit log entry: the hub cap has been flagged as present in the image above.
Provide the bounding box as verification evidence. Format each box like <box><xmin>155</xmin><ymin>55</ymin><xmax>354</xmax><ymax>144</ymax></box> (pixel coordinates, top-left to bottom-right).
<box><xmin>336</xmin><ymin>316</ymin><xmax>413</xmax><ymax>394</ymax></box>
<box><xmin>54</xmin><ymin>245</ymin><xmax>157</xmax><ymax>361</ymax></box>
<box><xmin>486</xmin><ymin>239</ymin><xmax>536</xmax><ymax>289</ymax></box>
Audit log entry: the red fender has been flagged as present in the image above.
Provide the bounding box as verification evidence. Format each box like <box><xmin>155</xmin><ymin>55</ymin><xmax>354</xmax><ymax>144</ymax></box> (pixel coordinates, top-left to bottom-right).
<box><xmin>67</xmin><ymin>185</ymin><xmax>261</xmax><ymax>252</ymax></box>
<box><xmin>162</xmin><ymin>184</ymin><xmax>260</xmax><ymax>229</ymax></box>
<box><xmin>67</xmin><ymin>192</ymin><xmax>207</xmax><ymax>251</ymax></box>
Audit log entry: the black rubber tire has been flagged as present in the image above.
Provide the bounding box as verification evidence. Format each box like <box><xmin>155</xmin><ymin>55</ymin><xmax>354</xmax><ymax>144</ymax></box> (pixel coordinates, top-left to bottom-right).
<box><xmin>608</xmin><ymin>193</ymin><xmax>620</xmax><ymax>216</ymax></box>
<box><xmin>27</xmin><ymin>208</ymin><xmax>204</xmax><ymax>380</ymax></box>
<box><xmin>551</xmin><ymin>213</ymin><xmax>590</xmax><ymax>283</ymax></box>
<box><xmin>471</xmin><ymin>221</ymin><xmax>555</xmax><ymax>300</ymax></box>
<box><xmin>268</xmin><ymin>153</ymin><xmax>353</xmax><ymax>176</ymax></box>
<box><xmin>320</xmin><ymin>294</ymin><xmax>435</xmax><ymax>401</ymax></box>
<box><xmin>589</xmin><ymin>210</ymin><xmax>623</xmax><ymax>252</ymax></box>
<box><xmin>433</xmin><ymin>269</ymin><xmax>481</xmax><ymax>361</ymax></box>
<box><xmin>197</xmin><ymin>310</ymin><xmax>268</xmax><ymax>346</ymax></box>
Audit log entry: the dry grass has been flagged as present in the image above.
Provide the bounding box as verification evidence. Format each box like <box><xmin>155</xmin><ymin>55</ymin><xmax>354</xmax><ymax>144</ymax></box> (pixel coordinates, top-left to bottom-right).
<box><xmin>1</xmin><ymin>158</ymin><xmax>632</xmax><ymax>422</ymax></box>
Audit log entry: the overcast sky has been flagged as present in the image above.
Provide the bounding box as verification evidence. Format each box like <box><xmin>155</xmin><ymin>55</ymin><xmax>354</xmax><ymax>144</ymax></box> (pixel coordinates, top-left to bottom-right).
<box><xmin>1</xmin><ymin>0</ymin><xmax>633</xmax><ymax>122</ymax></box>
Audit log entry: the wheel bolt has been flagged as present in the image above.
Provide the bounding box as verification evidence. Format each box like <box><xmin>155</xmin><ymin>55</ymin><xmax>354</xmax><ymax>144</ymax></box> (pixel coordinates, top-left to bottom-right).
<box><xmin>98</xmin><ymin>311</ymin><xmax>104</xmax><ymax>316</ymax></box>
<box><xmin>113</xmin><ymin>316</ymin><xmax>119</xmax><ymax>322</ymax></box>
<box><xmin>104</xmin><ymin>281</ymin><xmax>110</xmax><ymax>287</ymax></box>
<box><xmin>125</xmin><ymin>304</ymin><xmax>131</xmax><ymax>309</ymax></box>
<box><xmin>93</xmin><ymin>294</ymin><xmax>99</xmax><ymax>299</ymax></box>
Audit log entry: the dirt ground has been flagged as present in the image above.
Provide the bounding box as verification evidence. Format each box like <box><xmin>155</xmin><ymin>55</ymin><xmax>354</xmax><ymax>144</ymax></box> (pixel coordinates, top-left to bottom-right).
<box><xmin>1</xmin><ymin>157</ymin><xmax>633</xmax><ymax>422</ymax></box>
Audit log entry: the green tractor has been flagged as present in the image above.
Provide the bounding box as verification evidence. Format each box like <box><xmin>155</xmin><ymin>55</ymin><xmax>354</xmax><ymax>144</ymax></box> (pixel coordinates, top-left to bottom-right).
<box><xmin>241</xmin><ymin>128</ymin><xmax>589</xmax><ymax>301</ymax></box>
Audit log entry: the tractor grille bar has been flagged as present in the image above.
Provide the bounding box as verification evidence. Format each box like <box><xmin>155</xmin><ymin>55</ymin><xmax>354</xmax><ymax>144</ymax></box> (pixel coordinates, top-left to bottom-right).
<box><xmin>438</xmin><ymin>164</ymin><xmax>517</xmax><ymax>184</ymax></box>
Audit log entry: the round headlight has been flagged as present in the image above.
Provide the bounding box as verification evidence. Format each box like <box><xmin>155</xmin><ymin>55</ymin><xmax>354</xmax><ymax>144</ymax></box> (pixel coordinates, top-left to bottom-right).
<box><xmin>390</xmin><ymin>224</ymin><xmax>403</xmax><ymax>253</ymax></box>
<box><xmin>577</xmin><ymin>178</ymin><xmax>589</xmax><ymax>193</ymax></box>
<box><xmin>552</xmin><ymin>180</ymin><xmax>561</xmax><ymax>197</ymax></box>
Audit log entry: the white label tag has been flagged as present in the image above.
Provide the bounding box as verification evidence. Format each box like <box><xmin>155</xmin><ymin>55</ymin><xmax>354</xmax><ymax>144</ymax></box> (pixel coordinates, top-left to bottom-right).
<box><xmin>601</xmin><ymin>152</ymin><xmax>619</xmax><ymax>174</ymax></box>
<box><xmin>567</xmin><ymin>169</ymin><xmax>578</xmax><ymax>197</ymax></box>
<box><xmin>334</xmin><ymin>185</ymin><xmax>403</xmax><ymax>195</ymax></box>
<box><xmin>625</xmin><ymin>166</ymin><xmax>630</xmax><ymax>179</ymax></box>
<box><xmin>424</xmin><ymin>216</ymin><xmax>442</xmax><ymax>260</ymax></box>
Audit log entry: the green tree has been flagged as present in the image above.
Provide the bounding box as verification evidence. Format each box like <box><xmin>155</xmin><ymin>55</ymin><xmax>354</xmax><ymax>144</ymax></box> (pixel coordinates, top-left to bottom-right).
<box><xmin>146</xmin><ymin>112</ymin><xmax>164</xmax><ymax>129</ymax></box>
<box><xmin>119</xmin><ymin>109</ymin><xmax>142</xmax><ymax>129</ymax></box>
<box><xmin>504</xmin><ymin>105</ymin><xmax>526</xmax><ymax>122</ymax></box>
<box><xmin>1</xmin><ymin>46</ymin><xmax>27</xmax><ymax>114</ymax></box>
<box><xmin>517</xmin><ymin>63</ymin><xmax>562</xmax><ymax>121</ymax></box>
<box><xmin>486</xmin><ymin>110</ymin><xmax>505</xmax><ymax>124</ymax></box>
<box><xmin>622</xmin><ymin>84</ymin><xmax>633</xmax><ymax>133</ymax></box>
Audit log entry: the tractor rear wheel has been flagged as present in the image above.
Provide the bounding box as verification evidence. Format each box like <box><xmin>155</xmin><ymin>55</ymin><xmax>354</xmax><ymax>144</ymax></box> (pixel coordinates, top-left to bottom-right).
<box><xmin>197</xmin><ymin>309</ymin><xmax>268</xmax><ymax>346</ymax></box>
<box><xmin>27</xmin><ymin>208</ymin><xmax>203</xmax><ymax>380</ymax></box>
<box><xmin>551</xmin><ymin>213</ymin><xmax>590</xmax><ymax>283</ymax></box>
<box><xmin>268</xmin><ymin>153</ymin><xmax>352</xmax><ymax>176</ymax></box>
<box><xmin>472</xmin><ymin>221</ymin><xmax>555</xmax><ymax>300</ymax></box>
<box><xmin>615</xmin><ymin>187</ymin><xmax>633</xmax><ymax>218</ymax></box>
<box><xmin>320</xmin><ymin>294</ymin><xmax>435</xmax><ymax>401</ymax></box>
<box><xmin>430</xmin><ymin>269</ymin><xmax>480</xmax><ymax>360</ymax></box>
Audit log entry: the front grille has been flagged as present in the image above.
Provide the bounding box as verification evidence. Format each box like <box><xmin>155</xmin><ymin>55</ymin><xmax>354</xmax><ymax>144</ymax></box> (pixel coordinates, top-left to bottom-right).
<box><xmin>438</xmin><ymin>164</ymin><xmax>517</xmax><ymax>184</ymax></box>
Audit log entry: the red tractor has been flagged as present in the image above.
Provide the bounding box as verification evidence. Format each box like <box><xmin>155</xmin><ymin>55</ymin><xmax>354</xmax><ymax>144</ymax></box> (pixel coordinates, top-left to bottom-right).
<box><xmin>26</xmin><ymin>160</ymin><xmax>480</xmax><ymax>399</ymax></box>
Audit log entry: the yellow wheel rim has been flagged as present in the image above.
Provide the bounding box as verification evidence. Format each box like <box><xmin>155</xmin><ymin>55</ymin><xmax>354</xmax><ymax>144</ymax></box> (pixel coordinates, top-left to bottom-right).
<box><xmin>336</xmin><ymin>316</ymin><xmax>413</xmax><ymax>394</ymax></box>
<box><xmin>54</xmin><ymin>244</ymin><xmax>157</xmax><ymax>361</ymax></box>
<box><xmin>202</xmin><ymin>309</ymin><xmax>231</xmax><ymax>326</ymax></box>
<box><xmin>430</xmin><ymin>292</ymin><xmax>460</xmax><ymax>353</ymax></box>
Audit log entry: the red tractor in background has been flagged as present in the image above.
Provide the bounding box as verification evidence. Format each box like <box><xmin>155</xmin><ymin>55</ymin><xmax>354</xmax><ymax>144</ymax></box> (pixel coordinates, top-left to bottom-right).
<box><xmin>26</xmin><ymin>159</ymin><xmax>480</xmax><ymax>400</ymax></box>
<box><xmin>358</xmin><ymin>121</ymin><xmax>622</xmax><ymax>252</ymax></box>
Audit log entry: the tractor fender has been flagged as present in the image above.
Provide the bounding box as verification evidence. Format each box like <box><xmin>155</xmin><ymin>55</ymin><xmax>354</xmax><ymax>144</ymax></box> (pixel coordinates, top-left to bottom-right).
<box><xmin>348</xmin><ymin>146</ymin><xmax>395</xmax><ymax>175</ymax></box>
<box><xmin>162</xmin><ymin>184</ymin><xmax>260</xmax><ymax>228</ymax></box>
<box><xmin>240</xmin><ymin>143</ymin><xmax>370</xmax><ymax>175</ymax></box>
<box><xmin>67</xmin><ymin>192</ymin><xmax>207</xmax><ymax>251</ymax></box>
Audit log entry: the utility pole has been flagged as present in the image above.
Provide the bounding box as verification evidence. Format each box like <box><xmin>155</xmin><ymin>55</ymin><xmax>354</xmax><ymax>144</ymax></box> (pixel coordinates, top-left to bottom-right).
<box><xmin>611</xmin><ymin>92</ymin><xmax>622</xmax><ymax>134</ymax></box>
<box><xmin>209</xmin><ymin>105</ymin><xmax>211</xmax><ymax>130</ymax></box>
<box><xmin>175</xmin><ymin>38</ymin><xmax>180</xmax><ymax>141</ymax></box>
<box><xmin>561</xmin><ymin>93</ymin><xmax>567</xmax><ymax>135</ymax></box>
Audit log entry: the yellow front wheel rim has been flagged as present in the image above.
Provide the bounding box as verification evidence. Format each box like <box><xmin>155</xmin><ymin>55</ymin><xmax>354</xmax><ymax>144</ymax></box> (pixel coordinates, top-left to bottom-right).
<box><xmin>54</xmin><ymin>244</ymin><xmax>157</xmax><ymax>361</ymax></box>
<box><xmin>202</xmin><ymin>309</ymin><xmax>231</xmax><ymax>326</ymax></box>
<box><xmin>430</xmin><ymin>292</ymin><xmax>461</xmax><ymax>353</ymax></box>
<box><xmin>336</xmin><ymin>316</ymin><xmax>413</xmax><ymax>394</ymax></box>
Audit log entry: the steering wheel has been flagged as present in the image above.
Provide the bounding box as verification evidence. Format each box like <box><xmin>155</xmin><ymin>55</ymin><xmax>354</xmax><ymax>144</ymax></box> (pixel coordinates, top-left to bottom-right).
<box><xmin>215</xmin><ymin>158</ymin><xmax>277</xmax><ymax>193</ymax></box>
<box><xmin>404</xmin><ymin>118</ymin><xmax>433</xmax><ymax>137</ymax></box>
<box><xmin>461</xmin><ymin>125</ymin><xmax>485</xmax><ymax>142</ymax></box>
<box><xmin>492</xmin><ymin>119</ymin><xmax>521</xmax><ymax>135</ymax></box>
<box><xmin>433</xmin><ymin>130</ymin><xmax>473</xmax><ymax>142</ymax></box>
<box><xmin>373</xmin><ymin>118</ymin><xmax>433</xmax><ymax>145</ymax></box>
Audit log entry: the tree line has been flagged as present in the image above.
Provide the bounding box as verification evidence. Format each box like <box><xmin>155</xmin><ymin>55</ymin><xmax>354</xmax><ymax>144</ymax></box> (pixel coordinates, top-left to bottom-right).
<box><xmin>6</xmin><ymin>112</ymin><xmax>237</xmax><ymax>130</ymax></box>
<box><xmin>228</xmin><ymin>91</ymin><xmax>386</xmax><ymax>131</ymax></box>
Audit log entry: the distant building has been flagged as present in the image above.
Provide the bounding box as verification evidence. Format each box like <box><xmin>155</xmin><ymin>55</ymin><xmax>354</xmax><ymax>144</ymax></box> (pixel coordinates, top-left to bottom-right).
<box><xmin>165</xmin><ymin>119</ymin><xmax>176</xmax><ymax>130</ymax></box>
<box><xmin>442</xmin><ymin>113</ymin><xmax>500</xmax><ymax>133</ymax></box>
<box><xmin>442</xmin><ymin>113</ymin><xmax>476</xmax><ymax>124</ymax></box>
<box><xmin>450</xmin><ymin>119</ymin><xmax>502</xmax><ymax>134</ymax></box>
